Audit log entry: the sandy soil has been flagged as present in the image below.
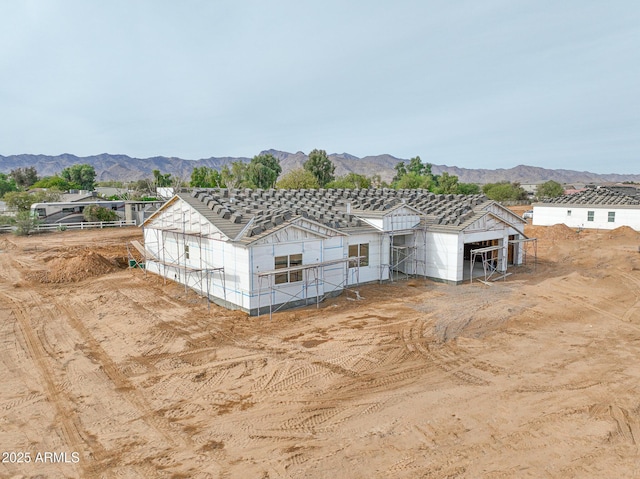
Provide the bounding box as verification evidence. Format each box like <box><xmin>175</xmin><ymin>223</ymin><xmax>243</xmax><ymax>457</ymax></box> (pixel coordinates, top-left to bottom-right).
<box><xmin>2</xmin><ymin>222</ymin><xmax>640</xmax><ymax>478</ymax></box>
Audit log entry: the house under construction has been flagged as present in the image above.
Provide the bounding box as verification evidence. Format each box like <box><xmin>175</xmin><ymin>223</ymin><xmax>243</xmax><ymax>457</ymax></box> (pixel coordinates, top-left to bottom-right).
<box><xmin>140</xmin><ymin>188</ymin><xmax>532</xmax><ymax>315</ymax></box>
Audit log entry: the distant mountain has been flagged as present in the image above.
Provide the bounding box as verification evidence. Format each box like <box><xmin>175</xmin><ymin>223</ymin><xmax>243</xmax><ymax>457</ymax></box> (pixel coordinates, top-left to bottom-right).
<box><xmin>1</xmin><ymin>151</ymin><xmax>638</xmax><ymax>185</ymax></box>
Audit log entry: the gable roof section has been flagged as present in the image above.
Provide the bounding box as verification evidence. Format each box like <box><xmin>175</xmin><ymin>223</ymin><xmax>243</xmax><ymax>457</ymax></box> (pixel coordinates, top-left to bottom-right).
<box><xmin>461</xmin><ymin>211</ymin><xmax>525</xmax><ymax>237</ymax></box>
<box><xmin>143</xmin><ymin>194</ymin><xmax>230</xmax><ymax>240</ymax></box>
<box><xmin>142</xmin><ymin>195</ymin><xmax>179</xmax><ymax>227</ymax></box>
<box><xmin>244</xmin><ymin>217</ymin><xmax>345</xmax><ymax>246</ymax></box>
<box><xmin>481</xmin><ymin>202</ymin><xmax>528</xmax><ymax>226</ymax></box>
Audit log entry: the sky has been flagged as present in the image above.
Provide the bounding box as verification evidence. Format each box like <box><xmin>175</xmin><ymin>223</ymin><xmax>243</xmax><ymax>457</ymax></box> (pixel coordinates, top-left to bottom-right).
<box><xmin>1</xmin><ymin>1</ymin><xmax>638</xmax><ymax>174</ymax></box>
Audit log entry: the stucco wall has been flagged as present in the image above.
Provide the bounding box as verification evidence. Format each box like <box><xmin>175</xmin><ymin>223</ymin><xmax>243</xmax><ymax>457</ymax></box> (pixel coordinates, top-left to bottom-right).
<box><xmin>533</xmin><ymin>205</ymin><xmax>640</xmax><ymax>230</ymax></box>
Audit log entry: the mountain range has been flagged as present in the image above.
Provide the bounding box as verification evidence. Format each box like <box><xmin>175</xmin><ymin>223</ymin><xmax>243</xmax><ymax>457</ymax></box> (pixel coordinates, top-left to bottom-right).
<box><xmin>0</xmin><ymin>151</ymin><xmax>638</xmax><ymax>185</ymax></box>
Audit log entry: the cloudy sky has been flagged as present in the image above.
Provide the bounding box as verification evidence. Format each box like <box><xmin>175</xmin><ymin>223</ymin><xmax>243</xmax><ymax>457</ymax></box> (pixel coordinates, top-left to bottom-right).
<box><xmin>1</xmin><ymin>1</ymin><xmax>638</xmax><ymax>173</ymax></box>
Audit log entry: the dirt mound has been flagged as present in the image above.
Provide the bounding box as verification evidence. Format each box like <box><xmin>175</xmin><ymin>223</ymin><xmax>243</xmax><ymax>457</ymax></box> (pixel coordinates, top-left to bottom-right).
<box><xmin>608</xmin><ymin>225</ymin><xmax>640</xmax><ymax>239</ymax></box>
<box><xmin>525</xmin><ymin>223</ymin><xmax>578</xmax><ymax>241</ymax></box>
<box><xmin>31</xmin><ymin>250</ymin><xmax>118</xmax><ymax>283</ymax></box>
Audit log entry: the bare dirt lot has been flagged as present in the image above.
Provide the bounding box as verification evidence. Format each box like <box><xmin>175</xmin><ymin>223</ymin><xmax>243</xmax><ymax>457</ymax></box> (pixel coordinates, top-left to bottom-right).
<box><xmin>2</xmin><ymin>221</ymin><xmax>640</xmax><ymax>478</ymax></box>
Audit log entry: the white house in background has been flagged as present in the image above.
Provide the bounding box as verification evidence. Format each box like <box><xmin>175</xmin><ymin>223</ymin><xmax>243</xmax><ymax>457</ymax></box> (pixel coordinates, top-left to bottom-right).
<box><xmin>142</xmin><ymin>188</ymin><xmax>529</xmax><ymax>315</ymax></box>
<box><xmin>533</xmin><ymin>187</ymin><xmax>640</xmax><ymax>231</ymax></box>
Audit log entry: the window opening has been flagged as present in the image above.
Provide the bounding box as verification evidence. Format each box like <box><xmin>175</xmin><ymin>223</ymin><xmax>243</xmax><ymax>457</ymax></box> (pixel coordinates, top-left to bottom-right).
<box><xmin>274</xmin><ymin>254</ymin><xmax>303</xmax><ymax>284</ymax></box>
<box><xmin>349</xmin><ymin>243</ymin><xmax>369</xmax><ymax>267</ymax></box>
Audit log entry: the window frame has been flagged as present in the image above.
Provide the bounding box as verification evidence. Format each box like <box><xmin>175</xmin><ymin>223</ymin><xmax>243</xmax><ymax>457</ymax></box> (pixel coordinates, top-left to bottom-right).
<box><xmin>587</xmin><ymin>210</ymin><xmax>594</xmax><ymax>222</ymax></box>
<box><xmin>348</xmin><ymin>243</ymin><xmax>370</xmax><ymax>268</ymax></box>
<box><xmin>274</xmin><ymin>253</ymin><xmax>303</xmax><ymax>285</ymax></box>
<box><xmin>608</xmin><ymin>211</ymin><xmax>615</xmax><ymax>223</ymax></box>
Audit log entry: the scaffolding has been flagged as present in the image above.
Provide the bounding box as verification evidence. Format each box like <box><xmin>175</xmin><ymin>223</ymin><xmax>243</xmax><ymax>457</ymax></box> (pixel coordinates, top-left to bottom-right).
<box><xmin>469</xmin><ymin>245</ymin><xmax>504</xmax><ymax>284</ymax></box>
<box><xmin>509</xmin><ymin>237</ymin><xmax>538</xmax><ymax>270</ymax></box>
<box><xmin>127</xmin><ymin>240</ymin><xmax>150</xmax><ymax>275</ymax></box>
<box><xmin>469</xmin><ymin>237</ymin><xmax>538</xmax><ymax>284</ymax></box>
<box><xmin>256</xmin><ymin>256</ymin><xmax>364</xmax><ymax>319</ymax></box>
<box><xmin>141</xmin><ymin>225</ymin><xmax>227</xmax><ymax>309</ymax></box>
<box><xmin>382</xmin><ymin>210</ymin><xmax>429</xmax><ymax>283</ymax></box>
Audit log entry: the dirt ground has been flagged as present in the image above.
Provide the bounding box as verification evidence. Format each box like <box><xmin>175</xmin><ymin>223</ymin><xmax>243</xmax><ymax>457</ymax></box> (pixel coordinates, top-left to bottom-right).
<box><xmin>2</xmin><ymin>218</ymin><xmax>640</xmax><ymax>479</ymax></box>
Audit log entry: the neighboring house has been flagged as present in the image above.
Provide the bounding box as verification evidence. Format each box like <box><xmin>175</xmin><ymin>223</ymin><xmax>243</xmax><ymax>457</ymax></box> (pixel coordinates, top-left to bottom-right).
<box><xmin>142</xmin><ymin>188</ymin><xmax>529</xmax><ymax>315</ymax></box>
<box><xmin>60</xmin><ymin>190</ymin><xmax>97</xmax><ymax>202</ymax></box>
<box><xmin>533</xmin><ymin>187</ymin><xmax>640</xmax><ymax>230</ymax></box>
<box><xmin>125</xmin><ymin>200</ymin><xmax>165</xmax><ymax>226</ymax></box>
<box><xmin>30</xmin><ymin>200</ymin><xmax>126</xmax><ymax>224</ymax></box>
<box><xmin>520</xmin><ymin>184</ymin><xmax>539</xmax><ymax>198</ymax></box>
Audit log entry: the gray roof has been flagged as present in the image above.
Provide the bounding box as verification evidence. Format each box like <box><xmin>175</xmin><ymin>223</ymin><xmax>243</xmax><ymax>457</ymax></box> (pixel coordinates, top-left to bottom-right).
<box><xmin>538</xmin><ymin>187</ymin><xmax>640</xmax><ymax>207</ymax></box>
<box><xmin>178</xmin><ymin>188</ymin><xmax>502</xmax><ymax>242</ymax></box>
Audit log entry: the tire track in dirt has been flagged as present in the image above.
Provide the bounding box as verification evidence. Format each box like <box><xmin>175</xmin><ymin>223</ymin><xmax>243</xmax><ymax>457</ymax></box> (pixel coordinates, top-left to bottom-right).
<box><xmin>132</xmin><ymin>353</ymin><xmax>264</xmax><ymax>382</ymax></box>
<box><xmin>619</xmin><ymin>270</ymin><xmax>640</xmax><ymax>323</ymax></box>
<box><xmin>608</xmin><ymin>405</ymin><xmax>640</xmax><ymax>445</ymax></box>
<box><xmin>43</xmin><ymin>293</ymin><xmax>191</xmax><ymax>450</ymax></box>
<box><xmin>402</xmin><ymin>318</ymin><xmax>491</xmax><ymax>386</ymax></box>
<box><xmin>257</xmin><ymin>362</ymin><xmax>338</xmax><ymax>393</ymax></box>
<box><xmin>0</xmin><ymin>292</ymin><xmax>91</xmax><ymax>477</ymax></box>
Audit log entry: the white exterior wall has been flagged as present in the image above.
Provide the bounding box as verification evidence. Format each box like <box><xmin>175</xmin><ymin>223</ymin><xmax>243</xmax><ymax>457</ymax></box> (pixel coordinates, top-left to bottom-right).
<box><xmin>143</xmin><ymin>198</ymin><xmax>252</xmax><ymax>311</ymax></box>
<box><xmin>322</xmin><ymin>236</ymin><xmax>347</xmax><ymax>293</ymax></box>
<box><xmin>143</xmin><ymin>227</ymin><xmax>251</xmax><ymax>310</ymax></box>
<box><xmin>346</xmin><ymin>232</ymin><xmax>388</xmax><ymax>285</ymax></box>
<box><xmin>422</xmin><ymin>232</ymin><xmax>460</xmax><ymax>282</ymax></box>
<box><xmin>250</xmin><ymin>237</ymin><xmax>325</xmax><ymax>312</ymax></box>
<box><xmin>533</xmin><ymin>205</ymin><xmax>640</xmax><ymax>230</ymax></box>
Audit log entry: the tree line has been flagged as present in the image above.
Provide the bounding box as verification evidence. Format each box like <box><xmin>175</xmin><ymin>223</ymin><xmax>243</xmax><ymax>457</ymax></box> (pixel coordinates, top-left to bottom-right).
<box><xmin>189</xmin><ymin>151</ymin><xmax>480</xmax><ymax>193</ymax></box>
<box><xmin>0</xmin><ymin>155</ymin><xmax>569</xmax><ymax>211</ymax></box>
<box><xmin>1</xmin><ymin>164</ymin><xmax>98</xmax><ymax>209</ymax></box>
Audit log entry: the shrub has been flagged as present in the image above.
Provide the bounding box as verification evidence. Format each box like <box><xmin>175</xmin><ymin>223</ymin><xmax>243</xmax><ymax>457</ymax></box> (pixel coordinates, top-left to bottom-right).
<box><xmin>83</xmin><ymin>205</ymin><xmax>118</xmax><ymax>222</ymax></box>
<box><xmin>14</xmin><ymin>211</ymin><xmax>39</xmax><ymax>236</ymax></box>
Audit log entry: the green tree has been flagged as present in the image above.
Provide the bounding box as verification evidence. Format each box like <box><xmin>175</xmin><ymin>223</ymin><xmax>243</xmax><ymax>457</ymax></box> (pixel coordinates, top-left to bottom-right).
<box><xmin>392</xmin><ymin>157</ymin><xmax>433</xmax><ymax>189</ymax></box>
<box><xmin>304</xmin><ymin>149</ymin><xmax>335</xmax><ymax>187</ymax></box>
<box><xmin>396</xmin><ymin>172</ymin><xmax>431</xmax><ymax>189</ymax></box>
<box><xmin>32</xmin><ymin>175</ymin><xmax>80</xmax><ymax>190</ymax></box>
<box><xmin>152</xmin><ymin>169</ymin><xmax>172</xmax><ymax>187</ymax></box>
<box><xmin>326</xmin><ymin>173</ymin><xmax>372</xmax><ymax>189</ymax></box>
<box><xmin>83</xmin><ymin>205</ymin><xmax>118</xmax><ymax>222</ymax></box>
<box><xmin>0</xmin><ymin>173</ymin><xmax>18</xmax><ymax>198</ymax></box>
<box><xmin>276</xmin><ymin>169</ymin><xmax>319</xmax><ymax>189</ymax></box>
<box><xmin>407</xmin><ymin>156</ymin><xmax>428</xmax><ymax>176</ymax></box>
<box><xmin>4</xmin><ymin>190</ymin><xmax>62</xmax><ymax>212</ymax></box>
<box><xmin>221</xmin><ymin>161</ymin><xmax>251</xmax><ymax>188</ymax></box>
<box><xmin>4</xmin><ymin>191</ymin><xmax>39</xmax><ymax>212</ymax></box>
<box><xmin>190</xmin><ymin>166</ymin><xmax>225</xmax><ymax>188</ymax></box>
<box><xmin>10</xmin><ymin>167</ymin><xmax>39</xmax><ymax>188</ymax></box>
<box><xmin>482</xmin><ymin>182</ymin><xmax>528</xmax><ymax>201</ymax></box>
<box><xmin>392</xmin><ymin>162</ymin><xmax>407</xmax><ymax>184</ymax></box>
<box><xmin>457</xmin><ymin>183</ymin><xmax>481</xmax><ymax>195</ymax></box>
<box><xmin>60</xmin><ymin>164</ymin><xmax>96</xmax><ymax>190</ymax></box>
<box><xmin>536</xmin><ymin>180</ymin><xmax>564</xmax><ymax>198</ymax></box>
<box><xmin>433</xmin><ymin>171</ymin><xmax>459</xmax><ymax>194</ymax></box>
<box><xmin>247</xmin><ymin>153</ymin><xmax>282</xmax><ymax>189</ymax></box>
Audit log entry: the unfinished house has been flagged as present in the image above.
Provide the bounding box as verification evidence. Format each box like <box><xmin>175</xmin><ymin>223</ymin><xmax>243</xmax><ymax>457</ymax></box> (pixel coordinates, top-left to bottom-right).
<box><xmin>533</xmin><ymin>187</ymin><xmax>640</xmax><ymax>230</ymax></box>
<box><xmin>141</xmin><ymin>188</ymin><xmax>529</xmax><ymax>315</ymax></box>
